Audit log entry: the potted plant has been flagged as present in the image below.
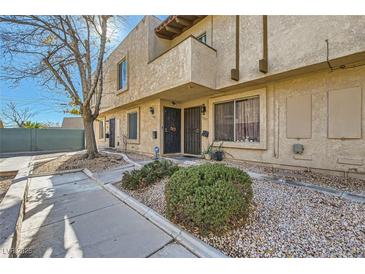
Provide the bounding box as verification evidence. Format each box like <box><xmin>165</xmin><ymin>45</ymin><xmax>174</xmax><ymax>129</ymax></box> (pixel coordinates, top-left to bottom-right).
<box><xmin>213</xmin><ymin>142</ymin><xmax>224</xmax><ymax>161</ymax></box>
<box><xmin>202</xmin><ymin>143</ymin><xmax>213</xmax><ymax>160</ymax></box>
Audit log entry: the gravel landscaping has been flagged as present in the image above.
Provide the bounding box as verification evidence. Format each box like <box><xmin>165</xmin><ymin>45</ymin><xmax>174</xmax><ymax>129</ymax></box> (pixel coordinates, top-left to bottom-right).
<box><xmin>225</xmin><ymin>159</ymin><xmax>365</xmax><ymax>195</ymax></box>
<box><xmin>32</xmin><ymin>153</ymin><xmax>127</xmax><ymax>175</ymax></box>
<box><xmin>0</xmin><ymin>176</ymin><xmax>13</xmax><ymax>203</ymax></box>
<box><xmin>116</xmin><ymin>169</ymin><xmax>365</xmax><ymax>258</ymax></box>
<box><xmin>118</xmin><ymin>178</ymin><xmax>167</xmax><ymax>216</ymax></box>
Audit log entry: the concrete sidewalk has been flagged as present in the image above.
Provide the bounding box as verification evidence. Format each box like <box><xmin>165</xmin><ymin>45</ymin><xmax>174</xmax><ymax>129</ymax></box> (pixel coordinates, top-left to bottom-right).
<box><xmin>0</xmin><ymin>156</ymin><xmax>32</xmax><ymax>175</ymax></box>
<box><xmin>93</xmin><ymin>164</ymin><xmax>135</xmax><ymax>185</ymax></box>
<box><xmin>18</xmin><ymin>171</ymin><xmax>196</xmax><ymax>258</ymax></box>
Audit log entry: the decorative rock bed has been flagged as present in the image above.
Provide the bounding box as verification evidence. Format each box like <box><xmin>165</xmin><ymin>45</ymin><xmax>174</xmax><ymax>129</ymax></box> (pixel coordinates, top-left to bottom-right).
<box><xmin>225</xmin><ymin>159</ymin><xmax>365</xmax><ymax>195</ymax></box>
<box><xmin>117</xmin><ymin>166</ymin><xmax>365</xmax><ymax>257</ymax></box>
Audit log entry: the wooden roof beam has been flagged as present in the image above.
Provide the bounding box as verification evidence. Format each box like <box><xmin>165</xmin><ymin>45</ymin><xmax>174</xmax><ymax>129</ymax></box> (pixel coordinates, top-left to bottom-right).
<box><xmin>175</xmin><ymin>17</ymin><xmax>193</xmax><ymax>27</ymax></box>
<box><xmin>165</xmin><ymin>25</ymin><xmax>182</xmax><ymax>34</ymax></box>
<box><xmin>155</xmin><ymin>32</ymin><xmax>172</xmax><ymax>39</ymax></box>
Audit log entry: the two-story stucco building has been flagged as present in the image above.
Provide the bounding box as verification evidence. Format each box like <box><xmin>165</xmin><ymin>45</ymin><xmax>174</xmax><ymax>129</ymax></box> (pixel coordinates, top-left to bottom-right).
<box><xmin>94</xmin><ymin>15</ymin><xmax>365</xmax><ymax>178</ymax></box>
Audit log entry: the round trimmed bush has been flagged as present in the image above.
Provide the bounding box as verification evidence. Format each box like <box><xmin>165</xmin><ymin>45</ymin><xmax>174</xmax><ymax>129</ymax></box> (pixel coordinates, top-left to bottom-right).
<box><xmin>165</xmin><ymin>163</ymin><xmax>253</xmax><ymax>233</ymax></box>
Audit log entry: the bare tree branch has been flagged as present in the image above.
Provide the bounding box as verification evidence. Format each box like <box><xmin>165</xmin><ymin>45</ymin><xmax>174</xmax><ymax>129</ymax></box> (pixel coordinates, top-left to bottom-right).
<box><xmin>1</xmin><ymin>102</ymin><xmax>35</xmax><ymax>127</ymax></box>
<box><xmin>0</xmin><ymin>15</ymin><xmax>117</xmax><ymax>157</ymax></box>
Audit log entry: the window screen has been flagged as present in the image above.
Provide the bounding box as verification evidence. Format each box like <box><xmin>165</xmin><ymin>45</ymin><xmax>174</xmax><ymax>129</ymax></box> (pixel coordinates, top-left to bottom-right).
<box><xmin>128</xmin><ymin>112</ymin><xmax>138</xmax><ymax>140</ymax></box>
<box><xmin>235</xmin><ymin>97</ymin><xmax>260</xmax><ymax>142</ymax></box>
<box><xmin>214</xmin><ymin>96</ymin><xmax>260</xmax><ymax>142</ymax></box>
<box><xmin>328</xmin><ymin>87</ymin><xmax>362</xmax><ymax>139</ymax></box>
<box><xmin>214</xmin><ymin>101</ymin><xmax>234</xmax><ymax>141</ymax></box>
<box><xmin>286</xmin><ymin>94</ymin><xmax>311</xmax><ymax>139</ymax></box>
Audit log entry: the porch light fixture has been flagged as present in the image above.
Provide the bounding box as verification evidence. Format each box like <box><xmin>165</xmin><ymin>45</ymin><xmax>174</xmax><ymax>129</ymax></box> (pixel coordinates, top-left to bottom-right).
<box><xmin>201</xmin><ymin>104</ymin><xmax>206</xmax><ymax>115</ymax></box>
<box><xmin>149</xmin><ymin>106</ymin><xmax>155</xmax><ymax>115</ymax></box>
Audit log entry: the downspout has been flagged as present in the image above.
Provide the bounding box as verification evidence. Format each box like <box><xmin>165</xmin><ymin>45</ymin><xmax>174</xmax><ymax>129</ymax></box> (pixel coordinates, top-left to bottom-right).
<box><xmin>231</xmin><ymin>15</ymin><xmax>240</xmax><ymax>81</ymax></box>
<box><xmin>259</xmin><ymin>15</ymin><xmax>268</xmax><ymax>73</ymax></box>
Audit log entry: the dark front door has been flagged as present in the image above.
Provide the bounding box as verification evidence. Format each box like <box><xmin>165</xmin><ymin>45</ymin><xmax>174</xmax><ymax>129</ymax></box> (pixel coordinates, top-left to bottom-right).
<box><xmin>164</xmin><ymin>107</ymin><xmax>181</xmax><ymax>154</ymax></box>
<box><xmin>184</xmin><ymin>106</ymin><xmax>201</xmax><ymax>155</ymax></box>
<box><xmin>109</xmin><ymin>118</ymin><xmax>115</xmax><ymax>147</ymax></box>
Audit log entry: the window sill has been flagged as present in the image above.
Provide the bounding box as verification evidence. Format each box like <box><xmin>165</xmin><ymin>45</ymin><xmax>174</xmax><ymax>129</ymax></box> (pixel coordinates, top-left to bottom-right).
<box><xmin>116</xmin><ymin>88</ymin><xmax>128</xmax><ymax>95</ymax></box>
<box><xmin>213</xmin><ymin>141</ymin><xmax>266</xmax><ymax>150</ymax></box>
<box><xmin>127</xmin><ymin>139</ymin><xmax>139</xmax><ymax>145</ymax></box>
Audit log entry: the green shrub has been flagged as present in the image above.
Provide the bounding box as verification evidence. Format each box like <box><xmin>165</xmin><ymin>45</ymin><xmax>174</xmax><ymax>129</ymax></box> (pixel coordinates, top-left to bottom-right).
<box><xmin>165</xmin><ymin>163</ymin><xmax>253</xmax><ymax>233</ymax></box>
<box><xmin>121</xmin><ymin>159</ymin><xmax>179</xmax><ymax>190</ymax></box>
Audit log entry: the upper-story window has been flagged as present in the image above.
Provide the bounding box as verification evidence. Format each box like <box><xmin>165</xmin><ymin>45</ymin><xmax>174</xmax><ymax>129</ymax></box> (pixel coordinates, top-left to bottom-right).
<box><xmin>196</xmin><ymin>32</ymin><xmax>207</xmax><ymax>44</ymax></box>
<box><xmin>117</xmin><ymin>58</ymin><xmax>128</xmax><ymax>91</ymax></box>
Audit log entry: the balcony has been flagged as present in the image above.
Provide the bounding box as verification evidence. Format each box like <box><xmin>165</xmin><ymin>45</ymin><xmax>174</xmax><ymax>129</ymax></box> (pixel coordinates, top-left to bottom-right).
<box><xmin>146</xmin><ymin>36</ymin><xmax>217</xmax><ymax>96</ymax></box>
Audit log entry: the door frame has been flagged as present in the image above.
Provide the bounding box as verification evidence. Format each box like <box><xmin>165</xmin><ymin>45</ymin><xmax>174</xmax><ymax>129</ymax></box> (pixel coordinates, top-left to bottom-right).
<box><xmin>163</xmin><ymin>106</ymin><xmax>181</xmax><ymax>154</ymax></box>
<box><xmin>183</xmin><ymin>106</ymin><xmax>202</xmax><ymax>155</ymax></box>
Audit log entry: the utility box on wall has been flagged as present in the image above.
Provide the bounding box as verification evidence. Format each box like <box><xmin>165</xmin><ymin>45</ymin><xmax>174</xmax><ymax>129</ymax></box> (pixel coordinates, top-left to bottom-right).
<box><xmin>293</xmin><ymin>144</ymin><xmax>304</xmax><ymax>154</ymax></box>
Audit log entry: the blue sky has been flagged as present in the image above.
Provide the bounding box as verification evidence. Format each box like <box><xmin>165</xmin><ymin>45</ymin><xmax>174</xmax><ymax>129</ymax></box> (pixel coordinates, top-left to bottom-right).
<box><xmin>0</xmin><ymin>15</ymin><xmax>166</xmax><ymax>125</ymax></box>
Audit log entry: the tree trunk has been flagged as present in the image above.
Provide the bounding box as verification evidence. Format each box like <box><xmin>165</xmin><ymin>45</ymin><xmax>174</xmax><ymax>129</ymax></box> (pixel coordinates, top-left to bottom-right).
<box><xmin>83</xmin><ymin>115</ymin><xmax>98</xmax><ymax>159</ymax></box>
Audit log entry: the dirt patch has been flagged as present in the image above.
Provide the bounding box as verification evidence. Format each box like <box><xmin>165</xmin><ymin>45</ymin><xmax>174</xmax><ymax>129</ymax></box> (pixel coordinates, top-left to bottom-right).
<box><xmin>125</xmin><ymin>152</ymin><xmax>152</xmax><ymax>162</ymax></box>
<box><xmin>32</xmin><ymin>152</ymin><xmax>69</xmax><ymax>161</ymax></box>
<box><xmin>0</xmin><ymin>176</ymin><xmax>13</xmax><ymax>203</ymax></box>
<box><xmin>32</xmin><ymin>153</ymin><xmax>127</xmax><ymax>175</ymax></box>
<box><xmin>224</xmin><ymin>159</ymin><xmax>365</xmax><ymax>195</ymax></box>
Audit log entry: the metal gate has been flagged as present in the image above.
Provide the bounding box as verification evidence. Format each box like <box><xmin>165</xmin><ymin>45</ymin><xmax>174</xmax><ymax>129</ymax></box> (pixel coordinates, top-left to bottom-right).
<box><xmin>184</xmin><ymin>106</ymin><xmax>201</xmax><ymax>155</ymax></box>
<box><xmin>163</xmin><ymin>107</ymin><xmax>181</xmax><ymax>154</ymax></box>
<box><xmin>109</xmin><ymin>118</ymin><xmax>115</xmax><ymax>147</ymax></box>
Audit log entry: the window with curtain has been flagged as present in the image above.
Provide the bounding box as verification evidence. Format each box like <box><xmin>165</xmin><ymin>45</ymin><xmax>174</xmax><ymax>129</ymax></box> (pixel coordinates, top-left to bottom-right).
<box><xmin>235</xmin><ymin>96</ymin><xmax>260</xmax><ymax>142</ymax></box>
<box><xmin>98</xmin><ymin>121</ymin><xmax>104</xmax><ymax>139</ymax></box>
<box><xmin>118</xmin><ymin>58</ymin><xmax>128</xmax><ymax>91</ymax></box>
<box><xmin>214</xmin><ymin>96</ymin><xmax>260</xmax><ymax>142</ymax></box>
<box><xmin>128</xmin><ymin>112</ymin><xmax>138</xmax><ymax>140</ymax></box>
<box><xmin>214</xmin><ymin>101</ymin><xmax>234</xmax><ymax>141</ymax></box>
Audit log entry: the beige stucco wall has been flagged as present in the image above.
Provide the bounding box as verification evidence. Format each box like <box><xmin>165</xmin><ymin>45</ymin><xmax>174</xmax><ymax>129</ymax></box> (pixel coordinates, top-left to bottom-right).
<box><xmin>98</xmin><ymin>15</ymin><xmax>365</xmax><ymax>113</ymax></box>
<box><xmin>211</xmin><ymin>15</ymin><xmax>365</xmax><ymax>89</ymax></box>
<box><xmin>97</xmin><ymin>65</ymin><xmax>365</xmax><ymax>175</ymax></box>
<box><xmin>95</xmin><ymin>15</ymin><xmax>365</xmax><ymax>175</ymax></box>
<box><xmin>211</xmin><ymin>65</ymin><xmax>365</xmax><ymax>174</ymax></box>
<box><xmin>95</xmin><ymin>98</ymin><xmax>161</xmax><ymax>155</ymax></box>
<box><xmin>98</xmin><ymin>16</ymin><xmax>216</xmax><ymax>113</ymax></box>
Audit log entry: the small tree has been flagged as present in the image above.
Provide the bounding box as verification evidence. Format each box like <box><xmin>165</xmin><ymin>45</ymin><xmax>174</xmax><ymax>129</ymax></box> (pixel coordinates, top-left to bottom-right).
<box><xmin>23</xmin><ymin>121</ymin><xmax>43</xmax><ymax>128</ymax></box>
<box><xmin>1</xmin><ymin>102</ymin><xmax>35</xmax><ymax>127</ymax></box>
<box><xmin>0</xmin><ymin>16</ymin><xmax>116</xmax><ymax>158</ymax></box>
<box><xmin>41</xmin><ymin>121</ymin><xmax>61</xmax><ymax>128</ymax></box>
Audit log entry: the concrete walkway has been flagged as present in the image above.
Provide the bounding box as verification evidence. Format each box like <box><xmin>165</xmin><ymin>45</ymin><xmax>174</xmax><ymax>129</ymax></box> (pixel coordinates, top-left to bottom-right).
<box><xmin>94</xmin><ymin>164</ymin><xmax>135</xmax><ymax>185</ymax></box>
<box><xmin>18</xmin><ymin>171</ymin><xmax>196</xmax><ymax>258</ymax></box>
<box><xmin>0</xmin><ymin>156</ymin><xmax>32</xmax><ymax>175</ymax></box>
